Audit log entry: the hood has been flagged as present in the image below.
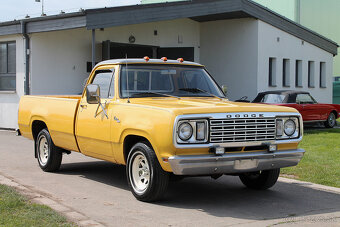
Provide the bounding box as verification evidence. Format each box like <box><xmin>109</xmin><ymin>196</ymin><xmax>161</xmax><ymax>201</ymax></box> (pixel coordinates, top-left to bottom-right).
<box><xmin>126</xmin><ymin>97</ymin><xmax>298</xmax><ymax>115</ymax></box>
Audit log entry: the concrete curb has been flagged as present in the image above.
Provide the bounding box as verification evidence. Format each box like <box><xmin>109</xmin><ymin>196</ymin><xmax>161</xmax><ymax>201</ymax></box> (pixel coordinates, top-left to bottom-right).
<box><xmin>279</xmin><ymin>177</ymin><xmax>340</xmax><ymax>195</ymax></box>
<box><xmin>0</xmin><ymin>174</ymin><xmax>105</xmax><ymax>227</ymax></box>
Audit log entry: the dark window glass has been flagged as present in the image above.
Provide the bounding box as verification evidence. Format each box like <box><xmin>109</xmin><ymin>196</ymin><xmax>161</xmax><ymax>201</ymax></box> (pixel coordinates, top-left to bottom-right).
<box><xmin>0</xmin><ymin>42</ymin><xmax>16</xmax><ymax>91</ymax></box>
<box><xmin>296</xmin><ymin>94</ymin><xmax>316</xmax><ymax>104</ymax></box>
<box><xmin>92</xmin><ymin>70</ymin><xmax>114</xmax><ymax>98</ymax></box>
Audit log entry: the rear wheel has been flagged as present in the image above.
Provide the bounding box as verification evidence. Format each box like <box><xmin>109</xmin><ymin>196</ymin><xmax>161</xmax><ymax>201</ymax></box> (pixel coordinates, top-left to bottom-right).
<box><xmin>126</xmin><ymin>142</ymin><xmax>169</xmax><ymax>202</ymax></box>
<box><xmin>324</xmin><ymin>112</ymin><xmax>336</xmax><ymax>128</ymax></box>
<box><xmin>239</xmin><ymin>169</ymin><xmax>280</xmax><ymax>190</ymax></box>
<box><xmin>36</xmin><ymin>129</ymin><xmax>62</xmax><ymax>172</ymax></box>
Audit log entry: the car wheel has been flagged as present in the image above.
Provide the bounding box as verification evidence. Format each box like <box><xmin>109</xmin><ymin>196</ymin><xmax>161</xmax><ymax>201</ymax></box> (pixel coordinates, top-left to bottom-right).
<box><xmin>36</xmin><ymin>129</ymin><xmax>62</xmax><ymax>172</ymax></box>
<box><xmin>239</xmin><ymin>169</ymin><xmax>280</xmax><ymax>190</ymax></box>
<box><xmin>126</xmin><ymin>142</ymin><xmax>169</xmax><ymax>202</ymax></box>
<box><xmin>324</xmin><ymin>112</ymin><xmax>336</xmax><ymax>128</ymax></box>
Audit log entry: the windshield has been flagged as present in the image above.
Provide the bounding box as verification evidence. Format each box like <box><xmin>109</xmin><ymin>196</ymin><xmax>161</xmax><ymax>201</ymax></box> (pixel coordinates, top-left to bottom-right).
<box><xmin>260</xmin><ymin>94</ymin><xmax>286</xmax><ymax>103</ymax></box>
<box><xmin>119</xmin><ymin>65</ymin><xmax>224</xmax><ymax>98</ymax></box>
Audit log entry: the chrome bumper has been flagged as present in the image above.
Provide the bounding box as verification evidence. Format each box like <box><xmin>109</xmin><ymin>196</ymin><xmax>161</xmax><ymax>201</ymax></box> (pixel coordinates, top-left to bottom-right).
<box><xmin>168</xmin><ymin>149</ymin><xmax>305</xmax><ymax>175</ymax></box>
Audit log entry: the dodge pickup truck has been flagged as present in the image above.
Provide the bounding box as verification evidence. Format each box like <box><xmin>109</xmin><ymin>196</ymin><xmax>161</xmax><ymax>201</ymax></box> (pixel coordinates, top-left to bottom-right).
<box><xmin>18</xmin><ymin>58</ymin><xmax>305</xmax><ymax>202</ymax></box>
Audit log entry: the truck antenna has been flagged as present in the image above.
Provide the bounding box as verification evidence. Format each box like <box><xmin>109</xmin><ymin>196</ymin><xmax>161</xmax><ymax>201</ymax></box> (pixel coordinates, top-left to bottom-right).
<box><xmin>126</xmin><ymin>54</ymin><xmax>130</xmax><ymax>103</ymax></box>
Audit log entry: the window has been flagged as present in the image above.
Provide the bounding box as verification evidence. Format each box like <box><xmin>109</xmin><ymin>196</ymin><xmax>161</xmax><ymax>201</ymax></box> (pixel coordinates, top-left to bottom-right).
<box><xmin>308</xmin><ymin>61</ymin><xmax>315</xmax><ymax>88</ymax></box>
<box><xmin>282</xmin><ymin>59</ymin><xmax>290</xmax><ymax>87</ymax></box>
<box><xmin>320</xmin><ymin>62</ymin><xmax>326</xmax><ymax>88</ymax></box>
<box><xmin>295</xmin><ymin>60</ymin><xmax>302</xmax><ymax>87</ymax></box>
<box><xmin>0</xmin><ymin>42</ymin><xmax>16</xmax><ymax>91</ymax></box>
<box><xmin>91</xmin><ymin>69</ymin><xmax>115</xmax><ymax>98</ymax></box>
<box><xmin>269</xmin><ymin>58</ymin><xmax>276</xmax><ymax>87</ymax></box>
<box><xmin>261</xmin><ymin>94</ymin><xmax>286</xmax><ymax>104</ymax></box>
<box><xmin>296</xmin><ymin>94</ymin><xmax>317</xmax><ymax>104</ymax></box>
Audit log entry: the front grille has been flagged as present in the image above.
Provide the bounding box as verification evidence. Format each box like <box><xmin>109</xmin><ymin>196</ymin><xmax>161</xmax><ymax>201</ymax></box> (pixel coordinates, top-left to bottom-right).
<box><xmin>209</xmin><ymin>118</ymin><xmax>276</xmax><ymax>143</ymax></box>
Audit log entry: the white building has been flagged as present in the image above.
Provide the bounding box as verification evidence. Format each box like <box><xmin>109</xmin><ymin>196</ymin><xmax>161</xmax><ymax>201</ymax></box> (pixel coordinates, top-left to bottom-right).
<box><xmin>0</xmin><ymin>0</ymin><xmax>337</xmax><ymax>129</ymax></box>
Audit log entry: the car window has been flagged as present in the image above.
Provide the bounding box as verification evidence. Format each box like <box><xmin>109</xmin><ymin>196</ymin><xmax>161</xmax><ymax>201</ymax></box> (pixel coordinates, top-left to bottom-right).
<box><xmin>261</xmin><ymin>94</ymin><xmax>286</xmax><ymax>103</ymax></box>
<box><xmin>91</xmin><ymin>69</ymin><xmax>115</xmax><ymax>99</ymax></box>
<box><xmin>296</xmin><ymin>94</ymin><xmax>316</xmax><ymax>104</ymax></box>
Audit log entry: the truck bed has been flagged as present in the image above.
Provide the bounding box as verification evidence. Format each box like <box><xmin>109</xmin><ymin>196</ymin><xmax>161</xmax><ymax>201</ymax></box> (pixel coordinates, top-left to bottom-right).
<box><xmin>18</xmin><ymin>95</ymin><xmax>81</xmax><ymax>152</ymax></box>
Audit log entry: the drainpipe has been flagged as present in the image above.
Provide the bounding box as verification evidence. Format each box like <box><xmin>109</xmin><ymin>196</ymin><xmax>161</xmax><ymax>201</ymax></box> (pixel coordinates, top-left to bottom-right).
<box><xmin>21</xmin><ymin>21</ymin><xmax>30</xmax><ymax>95</ymax></box>
<box><xmin>92</xmin><ymin>29</ymin><xmax>96</xmax><ymax>68</ymax></box>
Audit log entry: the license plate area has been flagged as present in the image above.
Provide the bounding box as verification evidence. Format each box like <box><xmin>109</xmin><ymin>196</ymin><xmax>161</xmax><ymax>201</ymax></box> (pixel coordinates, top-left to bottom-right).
<box><xmin>234</xmin><ymin>159</ymin><xmax>258</xmax><ymax>170</ymax></box>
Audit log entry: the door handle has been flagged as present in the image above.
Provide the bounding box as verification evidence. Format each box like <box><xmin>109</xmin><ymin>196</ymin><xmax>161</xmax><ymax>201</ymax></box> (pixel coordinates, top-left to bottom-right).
<box><xmin>80</xmin><ymin>104</ymin><xmax>87</xmax><ymax>108</ymax></box>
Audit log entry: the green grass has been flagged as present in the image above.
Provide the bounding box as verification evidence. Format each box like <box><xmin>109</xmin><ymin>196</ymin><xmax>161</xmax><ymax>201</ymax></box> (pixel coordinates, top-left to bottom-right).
<box><xmin>281</xmin><ymin>128</ymin><xmax>340</xmax><ymax>188</ymax></box>
<box><xmin>0</xmin><ymin>184</ymin><xmax>75</xmax><ymax>227</ymax></box>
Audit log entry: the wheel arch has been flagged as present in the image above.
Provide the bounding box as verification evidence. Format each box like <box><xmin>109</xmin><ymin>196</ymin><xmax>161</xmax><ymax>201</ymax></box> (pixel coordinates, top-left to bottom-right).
<box><xmin>123</xmin><ymin>134</ymin><xmax>154</xmax><ymax>164</ymax></box>
<box><xmin>31</xmin><ymin>119</ymin><xmax>48</xmax><ymax>158</ymax></box>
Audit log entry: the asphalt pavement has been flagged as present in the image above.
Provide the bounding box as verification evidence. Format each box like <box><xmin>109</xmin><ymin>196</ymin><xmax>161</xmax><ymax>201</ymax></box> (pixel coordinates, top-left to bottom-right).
<box><xmin>0</xmin><ymin>130</ymin><xmax>340</xmax><ymax>227</ymax></box>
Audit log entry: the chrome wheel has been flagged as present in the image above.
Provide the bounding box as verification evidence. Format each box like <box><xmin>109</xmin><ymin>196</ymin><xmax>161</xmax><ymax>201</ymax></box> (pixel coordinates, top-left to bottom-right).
<box><xmin>38</xmin><ymin>136</ymin><xmax>49</xmax><ymax>165</ymax></box>
<box><xmin>130</xmin><ymin>151</ymin><xmax>150</xmax><ymax>194</ymax></box>
<box><xmin>328</xmin><ymin>113</ymin><xmax>336</xmax><ymax>127</ymax></box>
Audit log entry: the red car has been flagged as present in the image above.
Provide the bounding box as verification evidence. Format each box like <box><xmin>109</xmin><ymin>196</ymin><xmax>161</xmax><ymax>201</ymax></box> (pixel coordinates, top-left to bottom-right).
<box><xmin>253</xmin><ymin>90</ymin><xmax>340</xmax><ymax>128</ymax></box>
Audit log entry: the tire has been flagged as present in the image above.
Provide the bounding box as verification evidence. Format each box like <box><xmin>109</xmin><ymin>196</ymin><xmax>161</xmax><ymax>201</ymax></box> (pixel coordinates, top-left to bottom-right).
<box><xmin>126</xmin><ymin>142</ymin><xmax>169</xmax><ymax>202</ymax></box>
<box><xmin>239</xmin><ymin>168</ymin><xmax>280</xmax><ymax>190</ymax></box>
<box><xmin>35</xmin><ymin>129</ymin><xmax>62</xmax><ymax>172</ymax></box>
<box><xmin>324</xmin><ymin>112</ymin><xmax>336</xmax><ymax>128</ymax></box>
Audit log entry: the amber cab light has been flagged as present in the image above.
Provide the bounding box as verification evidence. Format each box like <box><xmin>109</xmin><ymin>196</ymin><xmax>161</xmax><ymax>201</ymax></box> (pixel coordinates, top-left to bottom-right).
<box><xmin>177</xmin><ymin>58</ymin><xmax>184</xmax><ymax>63</ymax></box>
<box><xmin>161</xmin><ymin>57</ymin><xmax>168</xmax><ymax>62</ymax></box>
<box><xmin>144</xmin><ymin>56</ymin><xmax>150</xmax><ymax>62</ymax></box>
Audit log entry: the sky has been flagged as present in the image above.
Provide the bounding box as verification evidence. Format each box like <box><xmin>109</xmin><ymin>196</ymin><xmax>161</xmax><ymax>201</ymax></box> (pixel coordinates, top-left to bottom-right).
<box><xmin>0</xmin><ymin>0</ymin><xmax>141</xmax><ymax>22</ymax></box>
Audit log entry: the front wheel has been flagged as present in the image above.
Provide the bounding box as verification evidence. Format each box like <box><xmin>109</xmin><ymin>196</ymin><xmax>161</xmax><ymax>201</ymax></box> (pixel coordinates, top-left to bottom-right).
<box><xmin>324</xmin><ymin>112</ymin><xmax>336</xmax><ymax>128</ymax></box>
<box><xmin>36</xmin><ymin>129</ymin><xmax>62</xmax><ymax>172</ymax></box>
<box><xmin>239</xmin><ymin>169</ymin><xmax>280</xmax><ymax>190</ymax></box>
<box><xmin>126</xmin><ymin>142</ymin><xmax>169</xmax><ymax>202</ymax></box>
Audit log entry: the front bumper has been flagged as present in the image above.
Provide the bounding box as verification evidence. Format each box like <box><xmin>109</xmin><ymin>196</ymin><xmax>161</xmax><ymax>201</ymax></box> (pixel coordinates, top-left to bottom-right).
<box><xmin>168</xmin><ymin>149</ymin><xmax>305</xmax><ymax>175</ymax></box>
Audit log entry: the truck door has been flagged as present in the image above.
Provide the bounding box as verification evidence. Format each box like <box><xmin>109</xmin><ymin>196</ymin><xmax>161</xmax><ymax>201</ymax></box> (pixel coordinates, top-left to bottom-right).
<box><xmin>75</xmin><ymin>68</ymin><xmax>116</xmax><ymax>159</ymax></box>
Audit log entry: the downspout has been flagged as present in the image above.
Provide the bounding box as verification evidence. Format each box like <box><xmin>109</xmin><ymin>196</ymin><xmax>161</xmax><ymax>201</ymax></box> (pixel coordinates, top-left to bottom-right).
<box><xmin>21</xmin><ymin>21</ymin><xmax>30</xmax><ymax>95</ymax></box>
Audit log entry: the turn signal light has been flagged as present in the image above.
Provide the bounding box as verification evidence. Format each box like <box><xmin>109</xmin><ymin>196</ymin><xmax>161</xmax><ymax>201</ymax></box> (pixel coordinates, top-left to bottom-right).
<box><xmin>177</xmin><ymin>58</ymin><xmax>184</xmax><ymax>63</ymax></box>
<box><xmin>144</xmin><ymin>56</ymin><xmax>150</xmax><ymax>62</ymax></box>
<box><xmin>161</xmin><ymin>57</ymin><xmax>168</xmax><ymax>62</ymax></box>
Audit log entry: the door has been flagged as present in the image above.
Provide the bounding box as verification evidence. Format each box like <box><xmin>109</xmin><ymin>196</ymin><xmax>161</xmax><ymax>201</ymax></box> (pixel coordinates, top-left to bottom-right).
<box><xmin>296</xmin><ymin>93</ymin><xmax>319</xmax><ymax>121</ymax></box>
<box><xmin>75</xmin><ymin>68</ymin><xmax>116</xmax><ymax>159</ymax></box>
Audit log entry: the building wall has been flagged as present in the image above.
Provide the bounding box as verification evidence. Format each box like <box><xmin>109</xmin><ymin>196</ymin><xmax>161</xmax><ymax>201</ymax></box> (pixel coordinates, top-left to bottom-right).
<box><xmin>0</xmin><ymin>34</ymin><xmax>25</xmax><ymax>129</ymax></box>
<box><xmin>30</xmin><ymin>18</ymin><xmax>200</xmax><ymax>95</ymax></box>
<box><xmin>257</xmin><ymin>20</ymin><xmax>333</xmax><ymax>103</ymax></box>
<box><xmin>200</xmin><ymin>18</ymin><xmax>259</xmax><ymax>101</ymax></box>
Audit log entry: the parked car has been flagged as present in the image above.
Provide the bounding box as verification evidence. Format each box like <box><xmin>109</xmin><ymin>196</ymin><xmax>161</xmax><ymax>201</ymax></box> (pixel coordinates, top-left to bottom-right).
<box><xmin>253</xmin><ymin>90</ymin><xmax>340</xmax><ymax>128</ymax></box>
<box><xmin>18</xmin><ymin>59</ymin><xmax>305</xmax><ymax>202</ymax></box>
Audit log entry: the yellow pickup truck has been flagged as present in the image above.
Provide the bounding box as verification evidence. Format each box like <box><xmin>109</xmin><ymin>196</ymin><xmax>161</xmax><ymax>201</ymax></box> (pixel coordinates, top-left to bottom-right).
<box><xmin>18</xmin><ymin>58</ymin><xmax>305</xmax><ymax>202</ymax></box>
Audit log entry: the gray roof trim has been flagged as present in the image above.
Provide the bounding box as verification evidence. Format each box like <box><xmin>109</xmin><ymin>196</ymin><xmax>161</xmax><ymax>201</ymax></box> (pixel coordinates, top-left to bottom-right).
<box><xmin>242</xmin><ymin>0</ymin><xmax>338</xmax><ymax>55</ymax></box>
<box><xmin>86</xmin><ymin>0</ymin><xmax>242</xmax><ymax>29</ymax></box>
<box><xmin>26</xmin><ymin>16</ymin><xmax>86</xmax><ymax>33</ymax></box>
<box><xmin>0</xmin><ymin>12</ymin><xmax>86</xmax><ymax>36</ymax></box>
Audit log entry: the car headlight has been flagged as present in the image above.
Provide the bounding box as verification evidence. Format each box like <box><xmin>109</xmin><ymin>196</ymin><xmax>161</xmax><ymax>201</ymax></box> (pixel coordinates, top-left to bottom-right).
<box><xmin>176</xmin><ymin>120</ymin><xmax>208</xmax><ymax>144</ymax></box>
<box><xmin>276</xmin><ymin>117</ymin><xmax>300</xmax><ymax>139</ymax></box>
<box><xmin>284</xmin><ymin>119</ymin><xmax>296</xmax><ymax>136</ymax></box>
<box><xmin>178</xmin><ymin>123</ymin><xmax>193</xmax><ymax>141</ymax></box>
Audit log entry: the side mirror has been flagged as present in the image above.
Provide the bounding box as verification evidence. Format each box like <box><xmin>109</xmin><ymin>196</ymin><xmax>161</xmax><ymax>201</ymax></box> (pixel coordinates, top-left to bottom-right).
<box><xmin>221</xmin><ymin>85</ymin><xmax>227</xmax><ymax>95</ymax></box>
<box><xmin>86</xmin><ymin>84</ymin><xmax>100</xmax><ymax>104</ymax></box>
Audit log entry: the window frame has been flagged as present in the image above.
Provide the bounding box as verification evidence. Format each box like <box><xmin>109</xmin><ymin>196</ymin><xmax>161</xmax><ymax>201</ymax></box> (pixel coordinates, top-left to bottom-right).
<box><xmin>308</xmin><ymin>61</ymin><xmax>315</xmax><ymax>88</ymax></box>
<box><xmin>0</xmin><ymin>41</ymin><xmax>16</xmax><ymax>92</ymax></box>
<box><xmin>268</xmin><ymin>57</ymin><xmax>277</xmax><ymax>87</ymax></box>
<box><xmin>282</xmin><ymin>59</ymin><xmax>290</xmax><ymax>87</ymax></box>
<box><xmin>320</xmin><ymin>62</ymin><xmax>326</xmax><ymax>88</ymax></box>
<box><xmin>295</xmin><ymin>60</ymin><xmax>303</xmax><ymax>88</ymax></box>
<box><xmin>90</xmin><ymin>68</ymin><xmax>115</xmax><ymax>99</ymax></box>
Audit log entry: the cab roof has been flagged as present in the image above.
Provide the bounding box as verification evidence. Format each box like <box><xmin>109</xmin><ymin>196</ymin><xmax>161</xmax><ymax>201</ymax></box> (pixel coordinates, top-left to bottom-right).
<box><xmin>95</xmin><ymin>59</ymin><xmax>203</xmax><ymax>68</ymax></box>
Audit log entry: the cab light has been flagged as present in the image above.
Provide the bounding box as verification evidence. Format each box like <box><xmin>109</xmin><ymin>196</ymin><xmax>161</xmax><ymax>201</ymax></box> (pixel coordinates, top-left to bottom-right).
<box><xmin>161</xmin><ymin>57</ymin><xmax>168</xmax><ymax>62</ymax></box>
<box><xmin>196</xmin><ymin>122</ymin><xmax>206</xmax><ymax>140</ymax></box>
<box><xmin>144</xmin><ymin>56</ymin><xmax>150</xmax><ymax>62</ymax></box>
<box><xmin>177</xmin><ymin>58</ymin><xmax>184</xmax><ymax>63</ymax></box>
<box><xmin>276</xmin><ymin>119</ymin><xmax>283</xmax><ymax>137</ymax></box>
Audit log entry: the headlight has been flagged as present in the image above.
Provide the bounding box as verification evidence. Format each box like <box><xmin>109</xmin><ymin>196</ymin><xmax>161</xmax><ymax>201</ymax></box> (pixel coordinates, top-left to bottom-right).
<box><xmin>178</xmin><ymin>123</ymin><xmax>193</xmax><ymax>141</ymax></box>
<box><xmin>276</xmin><ymin>116</ymin><xmax>300</xmax><ymax>139</ymax></box>
<box><xmin>176</xmin><ymin>120</ymin><xmax>208</xmax><ymax>144</ymax></box>
<box><xmin>284</xmin><ymin>119</ymin><xmax>296</xmax><ymax>136</ymax></box>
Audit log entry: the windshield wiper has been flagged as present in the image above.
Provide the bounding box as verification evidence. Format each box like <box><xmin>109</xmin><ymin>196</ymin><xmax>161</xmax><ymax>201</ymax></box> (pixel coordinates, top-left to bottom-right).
<box><xmin>131</xmin><ymin>92</ymin><xmax>180</xmax><ymax>99</ymax></box>
<box><xmin>179</xmin><ymin>88</ymin><xmax>224</xmax><ymax>100</ymax></box>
